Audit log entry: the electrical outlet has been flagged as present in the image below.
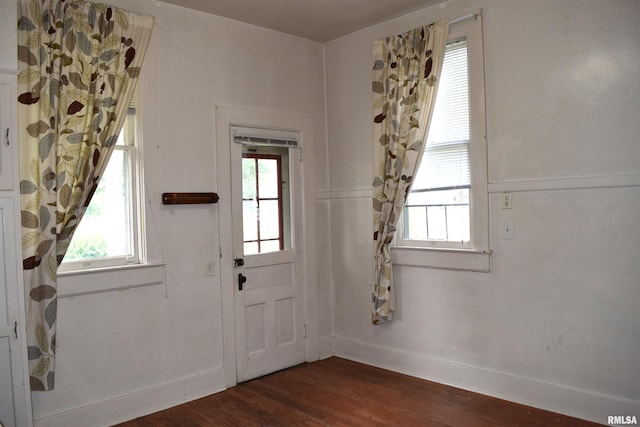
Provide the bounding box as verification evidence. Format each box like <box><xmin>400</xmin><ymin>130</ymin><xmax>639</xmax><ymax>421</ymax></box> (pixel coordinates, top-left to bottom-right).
<box><xmin>501</xmin><ymin>219</ymin><xmax>514</xmax><ymax>239</ymax></box>
<box><xmin>502</xmin><ymin>192</ymin><xmax>512</xmax><ymax>209</ymax></box>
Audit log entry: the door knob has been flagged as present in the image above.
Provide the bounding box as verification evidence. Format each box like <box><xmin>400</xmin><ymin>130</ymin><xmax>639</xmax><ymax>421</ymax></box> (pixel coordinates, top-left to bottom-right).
<box><xmin>238</xmin><ymin>273</ymin><xmax>247</xmax><ymax>291</ymax></box>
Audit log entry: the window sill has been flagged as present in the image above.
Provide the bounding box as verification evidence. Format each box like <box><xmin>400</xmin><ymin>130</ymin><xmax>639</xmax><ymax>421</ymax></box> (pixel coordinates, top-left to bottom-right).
<box><xmin>58</xmin><ymin>262</ymin><xmax>166</xmax><ymax>298</ymax></box>
<box><xmin>391</xmin><ymin>246</ymin><xmax>491</xmax><ymax>272</ymax></box>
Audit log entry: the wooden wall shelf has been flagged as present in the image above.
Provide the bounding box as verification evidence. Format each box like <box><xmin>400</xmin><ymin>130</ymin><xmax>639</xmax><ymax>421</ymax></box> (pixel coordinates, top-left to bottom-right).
<box><xmin>162</xmin><ymin>192</ymin><xmax>219</xmax><ymax>205</ymax></box>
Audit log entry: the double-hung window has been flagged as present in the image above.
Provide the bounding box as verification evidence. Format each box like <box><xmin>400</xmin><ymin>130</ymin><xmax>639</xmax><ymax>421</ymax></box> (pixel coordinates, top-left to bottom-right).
<box><xmin>59</xmin><ymin>94</ymin><xmax>144</xmax><ymax>271</ymax></box>
<box><xmin>396</xmin><ymin>15</ymin><xmax>489</xmax><ymax>255</ymax></box>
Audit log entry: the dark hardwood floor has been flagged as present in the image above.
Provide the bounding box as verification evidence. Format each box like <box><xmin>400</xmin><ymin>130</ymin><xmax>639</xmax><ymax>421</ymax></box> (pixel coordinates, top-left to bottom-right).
<box><xmin>116</xmin><ymin>357</ymin><xmax>601</xmax><ymax>427</ymax></box>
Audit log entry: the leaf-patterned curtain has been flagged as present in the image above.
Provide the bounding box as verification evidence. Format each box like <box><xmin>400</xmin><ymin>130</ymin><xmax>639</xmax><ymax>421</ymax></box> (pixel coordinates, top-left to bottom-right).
<box><xmin>371</xmin><ymin>21</ymin><xmax>449</xmax><ymax>324</ymax></box>
<box><xmin>17</xmin><ymin>0</ymin><xmax>153</xmax><ymax>391</ymax></box>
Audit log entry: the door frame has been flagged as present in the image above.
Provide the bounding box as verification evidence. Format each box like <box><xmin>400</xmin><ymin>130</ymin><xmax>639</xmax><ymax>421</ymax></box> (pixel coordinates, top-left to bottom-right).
<box><xmin>0</xmin><ymin>197</ymin><xmax>33</xmax><ymax>427</ymax></box>
<box><xmin>216</xmin><ymin>106</ymin><xmax>319</xmax><ymax>388</ymax></box>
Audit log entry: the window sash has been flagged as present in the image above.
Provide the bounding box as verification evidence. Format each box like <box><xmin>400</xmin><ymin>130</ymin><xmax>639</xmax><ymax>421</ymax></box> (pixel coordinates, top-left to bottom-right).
<box><xmin>413</xmin><ymin>139</ymin><xmax>470</xmax><ymax>192</ymax></box>
<box><xmin>242</xmin><ymin>153</ymin><xmax>285</xmax><ymax>255</ymax></box>
<box><xmin>59</xmin><ymin>104</ymin><xmax>142</xmax><ymax>271</ymax></box>
<box><xmin>400</xmin><ymin>37</ymin><xmax>471</xmax><ymax>247</ymax></box>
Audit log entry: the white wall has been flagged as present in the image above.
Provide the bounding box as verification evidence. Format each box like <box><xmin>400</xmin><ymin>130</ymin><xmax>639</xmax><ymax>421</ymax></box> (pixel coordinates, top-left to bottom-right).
<box><xmin>325</xmin><ymin>0</ymin><xmax>640</xmax><ymax>423</ymax></box>
<box><xmin>17</xmin><ymin>1</ymin><xmax>330</xmax><ymax>425</ymax></box>
<box><xmin>0</xmin><ymin>0</ymin><xmax>17</xmax><ymax>70</ymax></box>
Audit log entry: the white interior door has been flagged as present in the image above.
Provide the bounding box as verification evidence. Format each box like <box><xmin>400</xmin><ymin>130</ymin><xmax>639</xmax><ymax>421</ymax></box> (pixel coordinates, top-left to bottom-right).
<box><xmin>230</xmin><ymin>128</ymin><xmax>306</xmax><ymax>382</ymax></box>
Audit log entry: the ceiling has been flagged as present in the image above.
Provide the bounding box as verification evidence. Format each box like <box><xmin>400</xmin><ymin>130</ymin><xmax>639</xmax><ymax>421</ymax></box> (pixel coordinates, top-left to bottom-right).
<box><xmin>155</xmin><ymin>0</ymin><xmax>444</xmax><ymax>42</ymax></box>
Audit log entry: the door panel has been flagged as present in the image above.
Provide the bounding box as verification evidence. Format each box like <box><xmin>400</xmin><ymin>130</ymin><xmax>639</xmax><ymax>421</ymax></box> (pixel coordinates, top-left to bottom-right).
<box><xmin>275</xmin><ymin>298</ymin><xmax>295</xmax><ymax>346</ymax></box>
<box><xmin>245</xmin><ymin>304</ymin><xmax>266</xmax><ymax>354</ymax></box>
<box><xmin>243</xmin><ymin>260</ymin><xmax>292</xmax><ymax>291</ymax></box>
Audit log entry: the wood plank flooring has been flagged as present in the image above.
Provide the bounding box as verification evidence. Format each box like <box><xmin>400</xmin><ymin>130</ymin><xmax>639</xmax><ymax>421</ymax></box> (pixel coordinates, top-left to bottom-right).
<box><xmin>116</xmin><ymin>357</ymin><xmax>601</xmax><ymax>427</ymax></box>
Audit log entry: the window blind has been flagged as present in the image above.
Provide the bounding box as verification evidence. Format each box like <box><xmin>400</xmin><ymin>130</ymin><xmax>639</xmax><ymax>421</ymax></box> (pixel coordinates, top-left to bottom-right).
<box><xmin>413</xmin><ymin>39</ymin><xmax>470</xmax><ymax>192</ymax></box>
<box><xmin>232</xmin><ymin>127</ymin><xmax>299</xmax><ymax>148</ymax></box>
<box><xmin>234</xmin><ymin>135</ymin><xmax>298</xmax><ymax>148</ymax></box>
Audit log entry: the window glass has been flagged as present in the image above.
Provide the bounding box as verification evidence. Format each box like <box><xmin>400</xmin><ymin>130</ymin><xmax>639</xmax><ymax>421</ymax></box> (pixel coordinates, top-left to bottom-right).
<box><xmin>242</xmin><ymin>200</ymin><xmax>258</xmax><ymax>241</ymax></box>
<box><xmin>61</xmin><ymin>100</ymin><xmax>143</xmax><ymax>270</ymax></box>
<box><xmin>258</xmin><ymin>159</ymin><xmax>279</xmax><ymax>198</ymax></box>
<box><xmin>242</xmin><ymin>151</ymin><xmax>288</xmax><ymax>255</ymax></box>
<box><xmin>242</xmin><ymin>158</ymin><xmax>256</xmax><ymax>199</ymax></box>
<box><xmin>259</xmin><ymin>200</ymin><xmax>281</xmax><ymax>240</ymax></box>
<box><xmin>402</xmin><ymin>39</ymin><xmax>471</xmax><ymax>244</ymax></box>
<box><xmin>64</xmin><ymin>149</ymin><xmax>132</xmax><ymax>261</ymax></box>
<box><xmin>260</xmin><ymin>240</ymin><xmax>281</xmax><ymax>253</ymax></box>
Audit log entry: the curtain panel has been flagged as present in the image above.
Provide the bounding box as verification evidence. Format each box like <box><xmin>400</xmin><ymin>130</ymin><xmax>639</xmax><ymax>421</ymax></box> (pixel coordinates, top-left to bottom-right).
<box><xmin>371</xmin><ymin>21</ymin><xmax>449</xmax><ymax>324</ymax></box>
<box><xmin>17</xmin><ymin>0</ymin><xmax>153</xmax><ymax>391</ymax></box>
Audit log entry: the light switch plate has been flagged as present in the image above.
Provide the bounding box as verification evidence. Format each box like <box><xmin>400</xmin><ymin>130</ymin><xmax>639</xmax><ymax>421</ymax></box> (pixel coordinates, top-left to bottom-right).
<box><xmin>501</xmin><ymin>219</ymin><xmax>514</xmax><ymax>239</ymax></box>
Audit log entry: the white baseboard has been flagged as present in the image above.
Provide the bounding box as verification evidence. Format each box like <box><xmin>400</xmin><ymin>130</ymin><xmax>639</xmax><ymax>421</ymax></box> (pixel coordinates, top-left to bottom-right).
<box><xmin>317</xmin><ymin>335</ymin><xmax>335</xmax><ymax>360</ymax></box>
<box><xmin>334</xmin><ymin>335</ymin><xmax>639</xmax><ymax>425</ymax></box>
<box><xmin>34</xmin><ymin>368</ymin><xmax>226</xmax><ymax>427</ymax></box>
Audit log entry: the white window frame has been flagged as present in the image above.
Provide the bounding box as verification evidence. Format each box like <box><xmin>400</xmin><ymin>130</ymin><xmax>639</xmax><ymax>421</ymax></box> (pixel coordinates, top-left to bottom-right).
<box><xmin>58</xmin><ymin>97</ymin><xmax>145</xmax><ymax>272</ymax></box>
<box><xmin>393</xmin><ymin>14</ymin><xmax>490</xmax><ymax>270</ymax></box>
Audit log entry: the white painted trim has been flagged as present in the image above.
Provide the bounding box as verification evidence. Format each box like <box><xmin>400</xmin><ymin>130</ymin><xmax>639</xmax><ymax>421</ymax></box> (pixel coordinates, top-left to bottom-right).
<box><xmin>33</xmin><ymin>367</ymin><xmax>225</xmax><ymax>427</ymax></box>
<box><xmin>391</xmin><ymin>246</ymin><xmax>491</xmax><ymax>272</ymax></box>
<box><xmin>334</xmin><ymin>335</ymin><xmax>640</xmax><ymax>425</ymax></box>
<box><xmin>317</xmin><ymin>335</ymin><xmax>335</xmax><ymax>360</ymax></box>
<box><xmin>301</xmin><ymin>132</ymin><xmax>321</xmax><ymax>364</ymax></box>
<box><xmin>488</xmin><ymin>173</ymin><xmax>640</xmax><ymax>193</ymax></box>
<box><xmin>314</xmin><ymin>171</ymin><xmax>640</xmax><ymax>201</ymax></box>
<box><xmin>0</xmin><ymin>74</ymin><xmax>17</xmax><ymax>190</ymax></box>
<box><xmin>315</xmin><ymin>190</ymin><xmax>330</xmax><ymax>200</ymax></box>
<box><xmin>215</xmin><ymin>106</ymin><xmax>237</xmax><ymax>388</ymax></box>
<box><xmin>215</xmin><ymin>106</ymin><xmax>318</xmax><ymax>386</ymax></box>
<box><xmin>57</xmin><ymin>263</ymin><xmax>166</xmax><ymax>298</ymax></box>
<box><xmin>315</xmin><ymin>188</ymin><xmax>372</xmax><ymax>200</ymax></box>
<box><xmin>458</xmin><ymin>14</ymin><xmax>490</xmax><ymax>253</ymax></box>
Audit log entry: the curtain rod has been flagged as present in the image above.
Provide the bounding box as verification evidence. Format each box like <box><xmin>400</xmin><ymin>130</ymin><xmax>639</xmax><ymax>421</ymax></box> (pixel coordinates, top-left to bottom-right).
<box><xmin>450</xmin><ymin>10</ymin><xmax>482</xmax><ymax>25</ymax></box>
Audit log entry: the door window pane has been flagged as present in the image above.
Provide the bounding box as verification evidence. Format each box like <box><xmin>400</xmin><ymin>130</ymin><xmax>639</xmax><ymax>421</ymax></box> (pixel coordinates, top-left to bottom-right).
<box><xmin>258</xmin><ymin>159</ymin><xmax>279</xmax><ymax>198</ymax></box>
<box><xmin>244</xmin><ymin>242</ymin><xmax>258</xmax><ymax>255</ymax></box>
<box><xmin>241</xmin><ymin>151</ymin><xmax>288</xmax><ymax>254</ymax></box>
<box><xmin>242</xmin><ymin>158</ymin><xmax>256</xmax><ymax>199</ymax></box>
<box><xmin>259</xmin><ymin>200</ymin><xmax>280</xmax><ymax>240</ymax></box>
<box><xmin>260</xmin><ymin>240</ymin><xmax>280</xmax><ymax>253</ymax></box>
<box><xmin>243</xmin><ymin>200</ymin><xmax>258</xmax><ymax>242</ymax></box>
